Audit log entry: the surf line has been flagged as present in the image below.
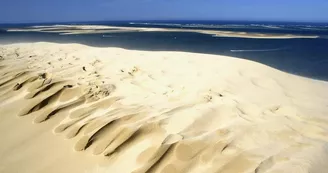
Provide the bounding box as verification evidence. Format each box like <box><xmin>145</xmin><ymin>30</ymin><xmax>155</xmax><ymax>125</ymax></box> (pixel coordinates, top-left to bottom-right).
<box><xmin>230</xmin><ymin>47</ymin><xmax>288</xmax><ymax>52</ymax></box>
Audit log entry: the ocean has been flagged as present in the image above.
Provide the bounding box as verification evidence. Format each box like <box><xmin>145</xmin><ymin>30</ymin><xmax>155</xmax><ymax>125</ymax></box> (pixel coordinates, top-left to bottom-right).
<box><xmin>1</xmin><ymin>20</ymin><xmax>328</xmax><ymax>81</ymax></box>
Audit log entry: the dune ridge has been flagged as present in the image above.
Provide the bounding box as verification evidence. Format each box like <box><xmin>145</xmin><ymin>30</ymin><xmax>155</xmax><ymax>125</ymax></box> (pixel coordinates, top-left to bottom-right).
<box><xmin>0</xmin><ymin>42</ymin><xmax>328</xmax><ymax>173</ymax></box>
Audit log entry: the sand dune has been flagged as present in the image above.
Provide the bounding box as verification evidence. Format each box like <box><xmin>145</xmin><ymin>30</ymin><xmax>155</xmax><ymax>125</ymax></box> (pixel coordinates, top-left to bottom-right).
<box><xmin>0</xmin><ymin>42</ymin><xmax>328</xmax><ymax>173</ymax></box>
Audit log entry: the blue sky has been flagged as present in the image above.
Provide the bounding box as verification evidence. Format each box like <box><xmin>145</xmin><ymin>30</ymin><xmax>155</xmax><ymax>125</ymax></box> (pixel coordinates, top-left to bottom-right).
<box><xmin>1</xmin><ymin>0</ymin><xmax>328</xmax><ymax>23</ymax></box>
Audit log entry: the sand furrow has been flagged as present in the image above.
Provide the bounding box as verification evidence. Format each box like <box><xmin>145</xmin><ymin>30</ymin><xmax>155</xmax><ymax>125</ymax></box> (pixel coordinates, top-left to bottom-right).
<box><xmin>1</xmin><ymin>42</ymin><xmax>328</xmax><ymax>173</ymax></box>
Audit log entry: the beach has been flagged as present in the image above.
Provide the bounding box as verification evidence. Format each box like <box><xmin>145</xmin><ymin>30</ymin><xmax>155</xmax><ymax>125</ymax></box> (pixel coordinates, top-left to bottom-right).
<box><xmin>6</xmin><ymin>25</ymin><xmax>319</xmax><ymax>39</ymax></box>
<box><xmin>1</xmin><ymin>42</ymin><xmax>328</xmax><ymax>173</ymax></box>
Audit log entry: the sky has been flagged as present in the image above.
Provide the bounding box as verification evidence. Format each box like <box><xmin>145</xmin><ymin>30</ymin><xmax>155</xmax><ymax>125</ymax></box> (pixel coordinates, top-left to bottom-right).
<box><xmin>1</xmin><ymin>0</ymin><xmax>328</xmax><ymax>23</ymax></box>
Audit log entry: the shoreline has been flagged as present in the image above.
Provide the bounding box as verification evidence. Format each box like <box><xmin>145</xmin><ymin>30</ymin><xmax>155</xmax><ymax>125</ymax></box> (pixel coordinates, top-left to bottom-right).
<box><xmin>1</xmin><ymin>42</ymin><xmax>328</xmax><ymax>173</ymax></box>
<box><xmin>6</xmin><ymin>24</ymin><xmax>320</xmax><ymax>39</ymax></box>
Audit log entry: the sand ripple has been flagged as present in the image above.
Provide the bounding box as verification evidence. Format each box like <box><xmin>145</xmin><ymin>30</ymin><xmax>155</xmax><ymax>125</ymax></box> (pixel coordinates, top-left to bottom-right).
<box><xmin>1</xmin><ymin>42</ymin><xmax>328</xmax><ymax>173</ymax></box>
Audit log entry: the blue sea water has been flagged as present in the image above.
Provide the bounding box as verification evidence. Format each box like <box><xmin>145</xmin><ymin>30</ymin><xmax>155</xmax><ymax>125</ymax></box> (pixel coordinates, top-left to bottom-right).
<box><xmin>0</xmin><ymin>20</ymin><xmax>328</xmax><ymax>81</ymax></box>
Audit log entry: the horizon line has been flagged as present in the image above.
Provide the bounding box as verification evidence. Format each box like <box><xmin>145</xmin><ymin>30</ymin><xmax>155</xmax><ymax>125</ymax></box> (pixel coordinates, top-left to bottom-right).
<box><xmin>1</xmin><ymin>19</ymin><xmax>328</xmax><ymax>25</ymax></box>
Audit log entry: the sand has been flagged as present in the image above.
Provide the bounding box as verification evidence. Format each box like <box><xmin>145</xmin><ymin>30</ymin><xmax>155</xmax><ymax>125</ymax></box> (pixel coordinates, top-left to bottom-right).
<box><xmin>6</xmin><ymin>25</ymin><xmax>319</xmax><ymax>39</ymax></box>
<box><xmin>0</xmin><ymin>42</ymin><xmax>328</xmax><ymax>173</ymax></box>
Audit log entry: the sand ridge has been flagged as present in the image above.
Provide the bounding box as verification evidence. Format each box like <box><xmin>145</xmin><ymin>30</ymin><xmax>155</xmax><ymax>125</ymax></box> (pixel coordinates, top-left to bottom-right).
<box><xmin>0</xmin><ymin>42</ymin><xmax>328</xmax><ymax>173</ymax></box>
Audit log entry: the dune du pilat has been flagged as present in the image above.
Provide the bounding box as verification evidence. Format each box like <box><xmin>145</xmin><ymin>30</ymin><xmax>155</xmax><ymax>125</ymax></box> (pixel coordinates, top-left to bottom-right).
<box><xmin>1</xmin><ymin>42</ymin><xmax>328</xmax><ymax>173</ymax></box>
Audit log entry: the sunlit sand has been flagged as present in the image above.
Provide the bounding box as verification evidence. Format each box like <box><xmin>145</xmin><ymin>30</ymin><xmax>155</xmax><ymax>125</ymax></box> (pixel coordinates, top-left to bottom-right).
<box><xmin>1</xmin><ymin>42</ymin><xmax>328</xmax><ymax>173</ymax></box>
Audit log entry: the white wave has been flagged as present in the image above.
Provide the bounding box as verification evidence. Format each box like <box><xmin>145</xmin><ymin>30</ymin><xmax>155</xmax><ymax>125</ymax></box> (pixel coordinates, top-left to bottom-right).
<box><xmin>102</xmin><ymin>35</ymin><xmax>114</xmax><ymax>38</ymax></box>
<box><xmin>129</xmin><ymin>22</ymin><xmax>183</xmax><ymax>27</ymax></box>
<box><xmin>29</xmin><ymin>25</ymin><xmax>52</xmax><ymax>28</ymax></box>
<box><xmin>128</xmin><ymin>22</ymin><xmax>328</xmax><ymax>31</ymax></box>
<box><xmin>128</xmin><ymin>22</ymin><xmax>248</xmax><ymax>29</ymax></box>
<box><xmin>230</xmin><ymin>48</ymin><xmax>287</xmax><ymax>52</ymax></box>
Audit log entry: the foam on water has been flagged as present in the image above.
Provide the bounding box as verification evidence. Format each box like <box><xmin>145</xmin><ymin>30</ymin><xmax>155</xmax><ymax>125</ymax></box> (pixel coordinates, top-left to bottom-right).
<box><xmin>230</xmin><ymin>47</ymin><xmax>288</xmax><ymax>52</ymax></box>
<box><xmin>128</xmin><ymin>22</ymin><xmax>328</xmax><ymax>32</ymax></box>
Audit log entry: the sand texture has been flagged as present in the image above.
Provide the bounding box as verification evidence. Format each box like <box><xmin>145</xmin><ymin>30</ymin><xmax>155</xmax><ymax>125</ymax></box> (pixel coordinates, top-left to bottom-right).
<box><xmin>0</xmin><ymin>42</ymin><xmax>328</xmax><ymax>173</ymax></box>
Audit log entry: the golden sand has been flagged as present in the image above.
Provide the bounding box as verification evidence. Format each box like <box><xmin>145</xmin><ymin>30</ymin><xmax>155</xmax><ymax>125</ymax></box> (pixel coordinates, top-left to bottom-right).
<box><xmin>0</xmin><ymin>42</ymin><xmax>328</xmax><ymax>173</ymax></box>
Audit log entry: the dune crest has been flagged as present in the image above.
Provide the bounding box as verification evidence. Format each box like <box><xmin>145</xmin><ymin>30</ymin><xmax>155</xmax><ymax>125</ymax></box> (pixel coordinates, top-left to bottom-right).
<box><xmin>1</xmin><ymin>42</ymin><xmax>328</xmax><ymax>173</ymax></box>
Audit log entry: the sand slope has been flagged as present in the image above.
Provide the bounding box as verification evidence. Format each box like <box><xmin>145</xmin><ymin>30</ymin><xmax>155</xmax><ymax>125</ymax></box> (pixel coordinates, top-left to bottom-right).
<box><xmin>0</xmin><ymin>42</ymin><xmax>328</xmax><ymax>173</ymax></box>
